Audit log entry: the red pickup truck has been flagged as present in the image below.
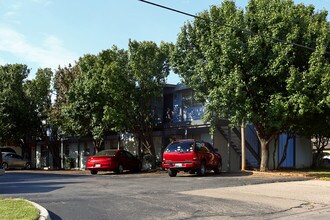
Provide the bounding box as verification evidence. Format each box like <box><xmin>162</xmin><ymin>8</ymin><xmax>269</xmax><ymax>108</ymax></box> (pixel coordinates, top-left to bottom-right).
<box><xmin>162</xmin><ymin>139</ymin><xmax>222</xmax><ymax>177</ymax></box>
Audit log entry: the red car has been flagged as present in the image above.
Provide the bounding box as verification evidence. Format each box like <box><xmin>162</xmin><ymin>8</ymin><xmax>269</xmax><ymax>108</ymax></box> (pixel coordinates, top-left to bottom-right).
<box><xmin>86</xmin><ymin>149</ymin><xmax>142</xmax><ymax>175</ymax></box>
<box><xmin>162</xmin><ymin>139</ymin><xmax>222</xmax><ymax>177</ymax></box>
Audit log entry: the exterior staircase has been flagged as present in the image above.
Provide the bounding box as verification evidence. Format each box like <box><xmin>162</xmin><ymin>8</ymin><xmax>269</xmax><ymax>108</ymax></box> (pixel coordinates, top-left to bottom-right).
<box><xmin>217</xmin><ymin>120</ymin><xmax>260</xmax><ymax>169</ymax></box>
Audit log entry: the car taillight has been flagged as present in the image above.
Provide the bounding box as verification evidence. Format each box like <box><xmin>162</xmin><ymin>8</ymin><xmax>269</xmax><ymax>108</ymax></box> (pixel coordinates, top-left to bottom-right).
<box><xmin>193</xmin><ymin>157</ymin><xmax>198</xmax><ymax>161</ymax></box>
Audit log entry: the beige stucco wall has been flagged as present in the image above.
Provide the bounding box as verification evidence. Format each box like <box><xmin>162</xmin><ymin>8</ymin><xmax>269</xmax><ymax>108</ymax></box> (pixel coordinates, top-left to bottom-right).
<box><xmin>201</xmin><ymin>133</ymin><xmax>212</xmax><ymax>144</ymax></box>
<box><xmin>213</xmin><ymin>129</ymin><xmax>241</xmax><ymax>172</ymax></box>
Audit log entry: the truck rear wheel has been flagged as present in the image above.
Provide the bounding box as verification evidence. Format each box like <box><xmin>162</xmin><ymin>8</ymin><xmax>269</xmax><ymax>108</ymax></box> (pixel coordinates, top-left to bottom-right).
<box><xmin>168</xmin><ymin>169</ymin><xmax>177</xmax><ymax>177</ymax></box>
<box><xmin>214</xmin><ymin>160</ymin><xmax>222</xmax><ymax>174</ymax></box>
<box><xmin>197</xmin><ymin>161</ymin><xmax>206</xmax><ymax>176</ymax></box>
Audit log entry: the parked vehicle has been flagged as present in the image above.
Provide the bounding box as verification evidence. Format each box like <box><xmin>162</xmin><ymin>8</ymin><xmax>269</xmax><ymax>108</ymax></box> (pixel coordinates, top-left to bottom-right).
<box><xmin>0</xmin><ymin>149</ymin><xmax>4</xmax><ymax>175</ymax></box>
<box><xmin>321</xmin><ymin>152</ymin><xmax>330</xmax><ymax>167</ymax></box>
<box><xmin>162</xmin><ymin>139</ymin><xmax>222</xmax><ymax>177</ymax></box>
<box><xmin>0</xmin><ymin>147</ymin><xmax>16</xmax><ymax>154</ymax></box>
<box><xmin>1</xmin><ymin>152</ymin><xmax>31</xmax><ymax>170</ymax></box>
<box><xmin>86</xmin><ymin>149</ymin><xmax>142</xmax><ymax>175</ymax></box>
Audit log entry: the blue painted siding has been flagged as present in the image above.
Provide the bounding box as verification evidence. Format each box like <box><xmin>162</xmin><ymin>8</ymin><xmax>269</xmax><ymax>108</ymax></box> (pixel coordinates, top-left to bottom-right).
<box><xmin>244</xmin><ymin>124</ymin><xmax>260</xmax><ymax>167</ymax></box>
<box><xmin>279</xmin><ymin>134</ymin><xmax>295</xmax><ymax>167</ymax></box>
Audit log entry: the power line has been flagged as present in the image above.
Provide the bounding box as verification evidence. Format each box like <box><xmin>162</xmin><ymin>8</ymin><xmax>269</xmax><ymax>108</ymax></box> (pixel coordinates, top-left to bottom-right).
<box><xmin>138</xmin><ymin>0</ymin><xmax>330</xmax><ymax>55</ymax></box>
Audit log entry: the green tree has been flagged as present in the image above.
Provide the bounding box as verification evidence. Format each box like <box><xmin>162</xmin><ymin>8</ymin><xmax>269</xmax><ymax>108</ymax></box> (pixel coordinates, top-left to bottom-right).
<box><xmin>104</xmin><ymin>40</ymin><xmax>171</xmax><ymax>167</ymax></box>
<box><xmin>289</xmin><ymin>51</ymin><xmax>330</xmax><ymax>167</ymax></box>
<box><xmin>0</xmin><ymin>64</ymin><xmax>30</xmax><ymax>144</ymax></box>
<box><xmin>60</xmin><ymin>41</ymin><xmax>171</xmax><ymax>169</ymax></box>
<box><xmin>0</xmin><ymin>65</ymin><xmax>53</xmax><ymax>161</ymax></box>
<box><xmin>61</xmin><ymin>47</ymin><xmax>129</xmax><ymax>152</ymax></box>
<box><xmin>24</xmin><ymin>68</ymin><xmax>54</xmax><ymax>165</ymax></box>
<box><xmin>52</xmin><ymin>64</ymin><xmax>80</xmax><ymax>129</ymax></box>
<box><xmin>171</xmin><ymin>0</ymin><xmax>330</xmax><ymax>171</ymax></box>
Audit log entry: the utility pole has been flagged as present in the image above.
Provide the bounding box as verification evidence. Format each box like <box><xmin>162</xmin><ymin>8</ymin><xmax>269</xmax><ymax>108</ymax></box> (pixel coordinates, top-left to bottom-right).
<box><xmin>60</xmin><ymin>137</ymin><xmax>64</xmax><ymax>169</ymax></box>
<box><xmin>241</xmin><ymin>124</ymin><xmax>246</xmax><ymax>170</ymax></box>
<box><xmin>227</xmin><ymin>127</ymin><xmax>231</xmax><ymax>172</ymax></box>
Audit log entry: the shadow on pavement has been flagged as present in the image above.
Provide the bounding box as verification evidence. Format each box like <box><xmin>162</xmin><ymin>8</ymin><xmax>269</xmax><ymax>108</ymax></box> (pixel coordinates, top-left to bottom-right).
<box><xmin>0</xmin><ymin>171</ymin><xmax>91</xmax><ymax>195</ymax></box>
<box><xmin>160</xmin><ymin>171</ymin><xmax>255</xmax><ymax>178</ymax></box>
<box><xmin>49</xmin><ymin>210</ymin><xmax>63</xmax><ymax>220</ymax></box>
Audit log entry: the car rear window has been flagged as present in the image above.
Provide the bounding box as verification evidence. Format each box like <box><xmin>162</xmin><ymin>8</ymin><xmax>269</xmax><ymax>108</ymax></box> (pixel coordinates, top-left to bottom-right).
<box><xmin>96</xmin><ymin>150</ymin><xmax>116</xmax><ymax>156</ymax></box>
<box><xmin>165</xmin><ymin>141</ymin><xmax>194</xmax><ymax>153</ymax></box>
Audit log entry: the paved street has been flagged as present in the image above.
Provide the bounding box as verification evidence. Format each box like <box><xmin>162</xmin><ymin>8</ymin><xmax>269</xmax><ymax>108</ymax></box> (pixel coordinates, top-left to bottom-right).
<box><xmin>0</xmin><ymin>170</ymin><xmax>330</xmax><ymax>220</ymax></box>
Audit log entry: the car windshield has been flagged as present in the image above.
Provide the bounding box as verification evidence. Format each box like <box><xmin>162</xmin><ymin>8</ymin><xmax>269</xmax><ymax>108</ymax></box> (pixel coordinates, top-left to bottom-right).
<box><xmin>165</xmin><ymin>141</ymin><xmax>194</xmax><ymax>153</ymax></box>
<box><xmin>96</xmin><ymin>150</ymin><xmax>116</xmax><ymax>156</ymax></box>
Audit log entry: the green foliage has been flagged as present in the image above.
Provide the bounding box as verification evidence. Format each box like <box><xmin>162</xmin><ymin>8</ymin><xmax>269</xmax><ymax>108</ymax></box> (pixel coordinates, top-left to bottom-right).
<box><xmin>58</xmin><ymin>41</ymin><xmax>171</xmax><ymax>159</ymax></box>
<box><xmin>0</xmin><ymin>64</ymin><xmax>53</xmax><ymax>159</ymax></box>
<box><xmin>0</xmin><ymin>64</ymin><xmax>30</xmax><ymax>142</ymax></box>
<box><xmin>51</xmin><ymin>64</ymin><xmax>80</xmax><ymax>132</ymax></box>
<box><xmin>24</xmin><ymin>68</ymin><xmax>53</xmax><ymax>137</ymax></box>
<box><xmin>171</xmin><ymin>0</ymin><xmax>330</xmax><ymax>171</ymax></box>
<box><xmin>122</xmin><ymin>40</ymin><xmax>171</xmax><ymax>159</ymax></box>
<box><xmin>60</xmin><ymin>52</ymin><xmax>119</xmax><ymax>147</ymax></box>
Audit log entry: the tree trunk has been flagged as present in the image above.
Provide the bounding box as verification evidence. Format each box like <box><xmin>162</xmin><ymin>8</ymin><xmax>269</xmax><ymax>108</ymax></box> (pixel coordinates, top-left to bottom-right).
<box><xmin>142</xmin><ymin>135</ymin><xmax>157</xmax><ymax>169</ymax></box>
<box><xmin>272</xmin><ymin>137</ymin><xmax>278</xmax><ymax>170</ymax></box>
<box><xmin>259</xmin><ymin>138</ymin><xmax>269</xmax><ymax>172</ymax></box>
<box><xmin>254</xmin><ymin>124</ymin><xmax>277</xmax><ymax>172</ymax></box>
<box><xmin>93</xmin><ymin>139</ymin><xmax>103</xmax><ymax>153</ymax></box>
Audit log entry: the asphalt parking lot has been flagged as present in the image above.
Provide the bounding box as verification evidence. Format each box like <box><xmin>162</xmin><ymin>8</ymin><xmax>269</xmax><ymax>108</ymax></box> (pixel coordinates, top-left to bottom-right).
<box><xmin>1</xmin><ymin>170</ymin><xmax>330</xmax><ymax>220</ymax></box>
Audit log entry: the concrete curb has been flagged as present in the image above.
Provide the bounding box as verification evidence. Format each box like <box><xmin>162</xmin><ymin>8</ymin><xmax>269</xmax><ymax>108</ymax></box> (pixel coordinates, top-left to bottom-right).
<box><xmin>26</xmin><ymin>200</ymin><xmax>51</xmax><ymax>220</ymax></box>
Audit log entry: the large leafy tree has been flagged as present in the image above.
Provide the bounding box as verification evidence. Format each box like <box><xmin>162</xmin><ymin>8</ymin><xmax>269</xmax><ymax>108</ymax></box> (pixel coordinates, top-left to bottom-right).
<box><xmin>60</xmin><ymin>47</ymin><xmax>129</xmax><ymax>152</ymax></box>
<box><xmin>289</xmin><ymin>48</ymin><xmax>330</xmax><ymax>167</ymax></box>
<box><xmin>24</xmin><ymin>68</ymin><xmax>53</xmax><ymax>137</ymax></box>
<box><xmin>0</xmin><ymin>65</ymin><xmax>53</xmax><ymax>160</ymax></box>
<box><xmin>24</xmin><ymin>68</ymin><xmax>54</xmax><ymax>164</ymax></box>
<box><xmin>51</xmin><ymin>64</ymin><xmax>81</xmax><ymax>166</ymax></box>
<box><xmin>60</xmin><ymin>41</ymin><xmax>171</xmax><ymax>168</ymax></box>
<box><xmin>171</xmin><ymin>0</ymin><xmax>330</xmax><ymax>171</ymax></box>
<box><xmin>0</xmin><ymin>64</ymin><xmax>30</xmax><ymax>143</ymax></box>
<box><xmin>52</xmin><ymin>64</ymin><xmax>80</xmax><ymax>129</ymax></box>
<box><xmin>104</xmin><ymin>40</ymin><xmax>171</xmax><ymax>167</ymax></box>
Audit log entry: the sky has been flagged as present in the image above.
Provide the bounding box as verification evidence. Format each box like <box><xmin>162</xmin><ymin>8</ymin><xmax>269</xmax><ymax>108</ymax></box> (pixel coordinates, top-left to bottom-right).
<box><xmin>0</xmin><ymin>0</ymin><xmax>329</xmax><ymax>84</ymax></box>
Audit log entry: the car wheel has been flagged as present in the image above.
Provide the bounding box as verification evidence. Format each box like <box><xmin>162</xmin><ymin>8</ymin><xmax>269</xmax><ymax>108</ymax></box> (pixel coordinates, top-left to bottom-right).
<box><xmin>2</xmin><ymin>162</ymin><xmax>8</xmax><ymax>170</ymax></box>
<box><xmin>136</xmin><ymin>162</ymin><xmax>142</xmax><ymax>172</ymax></box>
<box><xmin>168</xmin><ymin>169</ymin><xmax>177</xmax><ymax>177</ymax></box>
<box><xmin>116</xmin><ymin>164</ymin><xmax>124</xmax><ymax>174</ymax></box>
<box><xmin>25</xmin><ymin>162</ymin><xmax>31</xmax><ymax>170</ymax></box>
<box><xmin>189</xmin><ymin>170</ymin><xmax>195</xmax><ymax>174</ymax></box>
<box><xmin>197</xmin><ymin>160</ymin><xmax>206</xmax><ymax>176</ymax></box>
<box><xmin>90</xmin><ymin>170</ymin><xmax>98</xmax><ymax>175</ymax></box>
<box><xmin>214</xmin><ymin>160</ymin><xmax>222</xmax><ymax>174</ymax></box>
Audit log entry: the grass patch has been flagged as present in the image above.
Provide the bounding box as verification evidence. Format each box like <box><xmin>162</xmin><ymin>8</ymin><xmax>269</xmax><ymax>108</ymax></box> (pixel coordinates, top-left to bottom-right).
<box><xmin>269</xmin><ymin>168</ymin><xmax>330</xmax><ymax>181</ymax></box>
<box><xmin>0</xmin><ymin>198</ymin><xmax>39</xmax><ymax>220</ymax></box>
<box><xmin>305</xmin><ymin>170</ymin><xmax>330</xmax><ymax>181</ymax></box>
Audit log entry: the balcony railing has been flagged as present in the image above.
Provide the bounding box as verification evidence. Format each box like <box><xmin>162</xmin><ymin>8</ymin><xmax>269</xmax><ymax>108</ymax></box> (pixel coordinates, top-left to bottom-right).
<box><xmin>172</xmin><ymin>106</ymin><xmax>205</xmax><ymax>123</ymax></box>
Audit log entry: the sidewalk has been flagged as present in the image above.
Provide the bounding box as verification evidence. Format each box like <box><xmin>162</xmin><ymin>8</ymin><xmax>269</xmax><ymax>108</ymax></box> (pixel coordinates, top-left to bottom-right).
<box><xmin>181</xmin><ymin>179</ymin><xmax>330</xmax><ymax>219</ymax></box>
